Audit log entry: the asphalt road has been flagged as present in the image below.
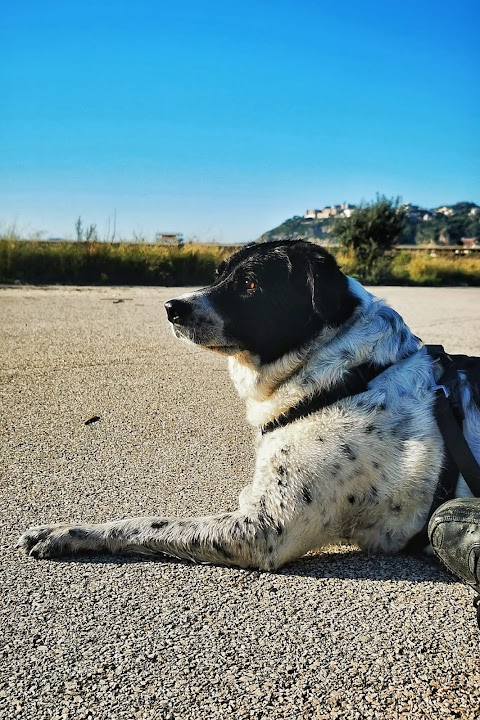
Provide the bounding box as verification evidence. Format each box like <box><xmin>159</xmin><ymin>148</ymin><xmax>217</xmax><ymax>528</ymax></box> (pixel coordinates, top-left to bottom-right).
<box><xmin>1</xmin><ymin>284</ymin><xmax>480</xmax><ymax>720</ymax></box>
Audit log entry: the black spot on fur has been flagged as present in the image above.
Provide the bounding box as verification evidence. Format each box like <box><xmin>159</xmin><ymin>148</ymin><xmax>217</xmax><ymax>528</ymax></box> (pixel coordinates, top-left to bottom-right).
<box><xmin>259</xmin><ymin>512</ymin><xmax>276</xmax><ymax>533</ymax></box>
<box><xmin>277</xmin><ymin>465</ymin><xmax>288</xmax><ymax>487</ymax></box>
<box><xmin>302</xmin><ymin>487</ymin><xmax>313</xmax><ymax>504</ymax></box>
<box><xmin>212</xmin><ymin>540</ymin><xmax>232</xmax><ymax>559</ymax></box>
<box><xmin>268</xmin><ymin>545</ymin><xmax>274</xmax><ymax>554</ymax></box>
<box><xmin>341</xmin><ymin>444</ymin><xmax>357</xmax><ymax>461</ymax></box>
<box><xmin>391</xmin><ymin>421</ymin><xmax>406</xmax><ymax>438</ymax></box>
<box><xmin>332</xmin><ymin>461</ymin><xmax>344</xmax><ymax>480</ymax></box>
<box><xmin>372</xmin><ymin>460</ymin><xmax>379</xmax><ymax>469</ymax></box>
<box><xmin>348</xmin><ymin>495</ymin><xmax>356</xmax><ymax>504</ymax></box>
<box><xmin>109</xmin><ymin>527</ymin><xmax>125</xmax><ymax>540</ymax></box>
<box><xmin>280</xmin><ymin>446</ymin><xmax>290</xmax><ymax>456</ymax></box>
<box><xmin>276</xmin><ymin>523</ymin><xmax>283</xmax><ymax>535</ymax></box>
<box><xmin>392</xmin><ymin>504</ymin><xmax>402</xmax><ymax>513</ymax></box>
<box><xmin>368</xmin><ymin>486</ymin><xmax>379</xmax><ymax>504</ymax></box>
<box><xmin>190</xmin><ymin>534</ymin><xmax>200</xmax><ymax>547</ymax></box>
<box><xmin>151</xmin><ymin>520</ymin><xmax>169</xmax><ymax>529</ymax></box>
<box><xmin>68</xmin><ymin>528</ymin><xmax>90</xmax><ymax>539</ymax></box>
<box><xmin>317</xmin><ymin>435</ymin><xmax>324</xmax><ymax>442</ymax></box>
<box><xmin>259</xmin><ymin>498</ymin><xmax>277</xmax><ymax>530</ymax></box>
<box><xmin>365</xmin><ymin>424</ymin><xmax>375</xmax><ymax>434</ymax></box>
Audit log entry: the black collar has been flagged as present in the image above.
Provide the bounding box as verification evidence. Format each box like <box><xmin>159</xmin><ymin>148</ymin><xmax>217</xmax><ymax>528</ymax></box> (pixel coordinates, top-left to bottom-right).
<box><xmin>261</xmin><ymin>360</ymin><xmax>392</xmax><ymax>435</ymax></box>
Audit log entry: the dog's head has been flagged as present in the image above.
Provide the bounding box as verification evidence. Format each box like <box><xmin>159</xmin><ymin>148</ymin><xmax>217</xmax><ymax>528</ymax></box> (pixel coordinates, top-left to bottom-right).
<box><xmin>165</xmin><ymin>240</ymin><xmax>358</xmax><ymax>364</ymax></box>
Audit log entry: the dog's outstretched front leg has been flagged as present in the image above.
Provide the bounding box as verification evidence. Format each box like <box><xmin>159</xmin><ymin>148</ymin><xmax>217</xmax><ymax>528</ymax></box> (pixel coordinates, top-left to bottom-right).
<box><xmin>17</xmin><ymin>511</ymin><xmax>281</xmax><ymax>570</ymax></box>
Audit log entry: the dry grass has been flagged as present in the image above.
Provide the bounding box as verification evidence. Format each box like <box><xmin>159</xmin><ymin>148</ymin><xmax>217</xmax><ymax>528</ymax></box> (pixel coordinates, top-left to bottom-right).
<box><xmin>335</xmin><ymin>249</ymin><xmax>480</xmax><ymax>286</ymax></box>
<box><xmin>0</xmin><ymin>239</ymin><xmax>239</xmax><ymax>285</ymax></box>
<box><xmin>389</xmin><ymin>251</ymin><xmax>480</xmax><ymax>286</ymax></box>
<box><xmin>1</xmin><ymin>238</ymin><xmax>479</xmax><ymax>286</ymax></box>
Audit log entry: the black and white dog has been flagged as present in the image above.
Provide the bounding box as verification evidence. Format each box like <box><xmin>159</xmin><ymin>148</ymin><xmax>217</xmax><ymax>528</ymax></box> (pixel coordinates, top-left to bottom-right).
<box><xmin>17</xmin><ymin>240</ymin><xmax>480</xmax><ymax>569</ymax></box>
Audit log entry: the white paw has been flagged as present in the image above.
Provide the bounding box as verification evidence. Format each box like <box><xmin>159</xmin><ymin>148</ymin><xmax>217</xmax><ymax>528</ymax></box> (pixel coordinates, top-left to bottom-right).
<box><xmin>16</xmin><ymin>523</ymin><xmax>92</xmax><ymax>559</ymax></box>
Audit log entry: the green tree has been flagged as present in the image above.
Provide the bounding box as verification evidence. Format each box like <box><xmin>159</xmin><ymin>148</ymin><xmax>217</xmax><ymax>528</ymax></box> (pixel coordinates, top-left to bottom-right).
<box><xmin>333</xmin><ymin>195</ymin><xmax>406</xmax><ymax>281</ymax></box>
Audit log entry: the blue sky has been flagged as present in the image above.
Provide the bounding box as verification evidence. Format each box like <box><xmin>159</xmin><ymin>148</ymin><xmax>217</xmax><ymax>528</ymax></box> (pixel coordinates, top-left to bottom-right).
<box><xmin>1</xmin><ymin>0</ymin><xmax>479</xmax><ymax>243</ymax></box>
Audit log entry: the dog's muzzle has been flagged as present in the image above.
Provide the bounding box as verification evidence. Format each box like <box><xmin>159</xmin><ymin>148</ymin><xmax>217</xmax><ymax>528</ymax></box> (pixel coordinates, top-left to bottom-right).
<box><xmin>165</xmin><ymin>293</ymin><xmax>237</xmax><ymax>352</ymax></box>
<box><xmin>164</xmin><ymin>299</ymin><xmax>192</xmax><ymax>325</ymax></box>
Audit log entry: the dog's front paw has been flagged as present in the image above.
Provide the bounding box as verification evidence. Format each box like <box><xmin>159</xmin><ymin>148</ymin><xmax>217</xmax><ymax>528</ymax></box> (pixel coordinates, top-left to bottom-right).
<box><xmin>16</xmin><ymin>523</ymin><xmax>93</xmax><ymax>559</ymax></box>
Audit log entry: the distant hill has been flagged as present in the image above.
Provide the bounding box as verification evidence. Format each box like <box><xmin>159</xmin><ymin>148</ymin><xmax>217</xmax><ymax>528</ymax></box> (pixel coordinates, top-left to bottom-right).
<box><xmin>259</xmin><ymin>202</ymin><xmax>480</xmax><ymax>247</ymax></box>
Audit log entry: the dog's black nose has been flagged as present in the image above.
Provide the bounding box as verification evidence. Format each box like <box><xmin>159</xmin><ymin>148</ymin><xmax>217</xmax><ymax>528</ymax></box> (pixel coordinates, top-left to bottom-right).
<box><xmin>165</xmin><ymin>299</ymin><xmax>192</xmax><ymax>324</ymax></box>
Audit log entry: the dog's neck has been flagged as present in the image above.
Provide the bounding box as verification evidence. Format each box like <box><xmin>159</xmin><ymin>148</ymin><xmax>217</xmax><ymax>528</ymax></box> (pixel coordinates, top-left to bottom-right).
<box><xmin>228</xmin><ymin>278</ymin><xmax>421</xmax><ymax>428</ymax></box>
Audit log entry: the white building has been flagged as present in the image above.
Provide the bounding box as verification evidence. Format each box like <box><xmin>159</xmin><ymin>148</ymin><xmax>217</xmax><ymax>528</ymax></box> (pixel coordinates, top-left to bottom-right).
<box><xmin>304</xmin><ymin>203</ymin><xmax>356</xmax><ymax>221</ymax></box>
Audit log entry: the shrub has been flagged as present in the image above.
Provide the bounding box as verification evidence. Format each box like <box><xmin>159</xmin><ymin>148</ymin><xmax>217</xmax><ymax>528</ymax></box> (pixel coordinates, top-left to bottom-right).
<box><xmin>333</xmin><ymin>196</ymin><xmax>406</xmax><ymax>282</ymax></box>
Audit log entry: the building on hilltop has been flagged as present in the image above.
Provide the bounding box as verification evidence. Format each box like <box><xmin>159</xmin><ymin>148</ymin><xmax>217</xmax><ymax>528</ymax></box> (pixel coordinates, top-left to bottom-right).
<box><xmin>436</xmin><ymin>206</ymin><xmax>454</xmax><ymax>217</ymax></box>
<box><xmin>304</xmin><ymin>203</ymin><xmax>355</xmax><ymax>221</ymax></box>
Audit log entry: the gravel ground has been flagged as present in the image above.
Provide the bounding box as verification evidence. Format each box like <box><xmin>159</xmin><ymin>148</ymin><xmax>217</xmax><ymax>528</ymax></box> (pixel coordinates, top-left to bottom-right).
<box><xmin>1</xmin><ymin>284</ymin><xmax>480</xmax><ymax>720</ymax></box>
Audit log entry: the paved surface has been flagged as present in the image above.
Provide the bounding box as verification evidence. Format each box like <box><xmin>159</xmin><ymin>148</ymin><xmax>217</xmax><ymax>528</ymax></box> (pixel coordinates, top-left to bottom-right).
<box><xmin>1</xmin><ymin>284</ymin><xmax>480</xmax><ymax>720</ymax></box>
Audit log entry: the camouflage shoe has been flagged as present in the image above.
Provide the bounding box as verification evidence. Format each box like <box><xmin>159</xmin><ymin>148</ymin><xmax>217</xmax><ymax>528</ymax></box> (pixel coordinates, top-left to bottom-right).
<box><xmin>428</xmin><ymin>498</ymin><xmax>480</xmax><ymax>628</ymax></box>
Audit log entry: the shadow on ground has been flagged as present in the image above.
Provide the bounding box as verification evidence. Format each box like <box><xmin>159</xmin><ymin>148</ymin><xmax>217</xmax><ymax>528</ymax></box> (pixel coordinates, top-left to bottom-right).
<box><xmin>34</xmin><ymin>545</ymin><xmax>458</xmax><ymax>584</ymax></box>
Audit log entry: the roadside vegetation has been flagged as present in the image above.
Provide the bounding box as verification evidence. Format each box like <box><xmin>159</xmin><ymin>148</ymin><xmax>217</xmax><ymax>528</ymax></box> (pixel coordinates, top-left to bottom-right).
<box><xmin>1</xmin><ymin>208</ymin><xmax>479</xmax><ymax>286</ymax></box>
<box><xmin>335</xmin><ymin>249</ymin><xmax>480</xmax><ymax>286</ymax></box>
<box><xmin>0</xmin><ymin>233</ymin><xmax>236</xmax><ymax>286</ymax></box>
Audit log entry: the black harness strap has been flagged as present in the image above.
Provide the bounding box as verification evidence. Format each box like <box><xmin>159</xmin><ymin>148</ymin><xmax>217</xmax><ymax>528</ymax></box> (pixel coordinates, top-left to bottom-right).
<box><xmin>406</xmin><ymin>345</ymin><xmax>480</xmax><ymax>552</ymax></box>
<box><xmin>261</xmin><ymin>360</ymin><xmax>393</xmax><ymax>435</ymax></box>
<box><xmin>435</xmin><ymin>389</ymin><xmax>480</xmax><ymax>495</ymax></box>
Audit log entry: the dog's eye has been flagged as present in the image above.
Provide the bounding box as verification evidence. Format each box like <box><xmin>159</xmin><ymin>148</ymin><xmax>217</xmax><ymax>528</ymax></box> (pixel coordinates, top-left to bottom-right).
<box><xmin>235</xmin><ymin>272</ymin><xmax>257</xmax><ymax>293</ymax></box>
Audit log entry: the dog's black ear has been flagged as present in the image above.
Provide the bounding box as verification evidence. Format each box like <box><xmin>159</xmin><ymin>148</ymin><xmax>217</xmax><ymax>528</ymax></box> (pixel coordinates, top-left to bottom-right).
<box><xmin>296</xmin><ymin>244</ymin><xmax>357</xmax><ymax>328</ymax></box>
